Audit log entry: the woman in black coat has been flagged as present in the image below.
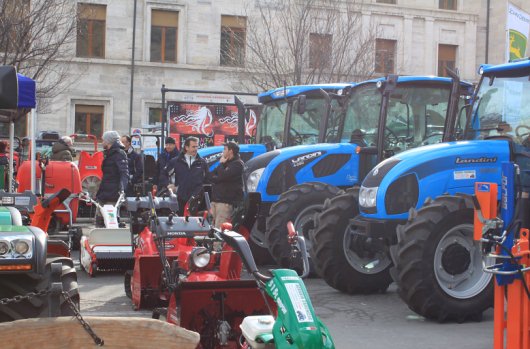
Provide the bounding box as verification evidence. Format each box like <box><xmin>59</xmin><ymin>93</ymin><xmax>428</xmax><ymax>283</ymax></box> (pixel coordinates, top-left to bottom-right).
<box><xmin>96</xmin><ymin>131</ymin><xmax>129</xmax><ymax>203</ymax></box>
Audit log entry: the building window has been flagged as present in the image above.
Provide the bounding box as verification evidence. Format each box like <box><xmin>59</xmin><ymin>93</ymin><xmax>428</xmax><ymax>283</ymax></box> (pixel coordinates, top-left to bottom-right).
<box><xmin>376</xmin><ymin>0</ymin><xmax>396</xmax><ymax>4</ymax></box>
<box><xmin>0</xmin><ymin>0</ymin><xmax>31</xmax><ymax>53</ymax></box>
<box><xmin>149</xmin><ymin>107</ymin><xmax>162</xmax><ymax>125</ymax></box>
<box><xmin>309</xmin><ymin>33</ymin><xmax>332</xmax><ymax>69</ymax></box>
<box><xmin>75</xmin><ymin>105</ymin><xmax>104</xmax><ymax>139</ymax></box>
<box><xmin>439</xmin><ymin>0</ymin><xmax>457</xmax><ymax>10</ymax></box>
<box><xmin>438</xmin><ymin>44</ymin><xmax>457</xmax><ymax>77</ymax></box>
<box><xmin>151</xmin><ymin>10</ymin><xmax>178</xmax><ymax>63</ymax></box>
<box><xmin>375</xmin><ymin>39</ymin><xmax>396</xmax><ymax>74</ymax></box>
<box><xmin>220</xmin><ymin>15</ymin><xmax>246</xmax><ymax>67</ymax></box>
<box><xmin>76</xmin><ymin>4</ymin><xmax>106</xmax><ymax>58</ymax></box>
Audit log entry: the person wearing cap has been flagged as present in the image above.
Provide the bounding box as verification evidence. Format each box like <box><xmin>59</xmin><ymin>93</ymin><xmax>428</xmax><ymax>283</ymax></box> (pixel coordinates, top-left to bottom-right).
<box><xmin>207</xmin><ymin>141</ymin><xmax>244</xmax><ymax>228</ymax></box>
<box><xmin>50</xmin><ymin>136</ymin><xmax>75</xmax><ymax>162</ymax></box>
<box><xmin>155</xmin><ymin>136</ymin><xmax>178</xmax><ymax>190</ymax></box>
<box><xmin>166</xmin><ymin>136</ymin><xmax>208</xmax><ymax>214</ymax></box>
<box><xmin>95</xmin><ymin>131</ymin><xmax>129</xmax><ymax>226</ymax></box>
<box><xmin>121</xmin><ymin>135</ymin><xmax>143</xmax><ymax>196</ymax></box>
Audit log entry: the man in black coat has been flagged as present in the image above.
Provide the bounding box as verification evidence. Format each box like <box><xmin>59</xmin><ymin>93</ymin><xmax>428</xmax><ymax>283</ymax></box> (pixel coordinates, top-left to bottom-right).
<box><xmin>166</xmin><ymin>136</ymin><xmax>208</xmax><ymax>215</ymax></box>
<box><xmin>121</xmin><ymin>135</ymin><xmax>143</xmax><ymax>196</ymax></box>
<box><xmin>208</xmin><ymin>141</ymin><xmax>244</xmax><ymax>228</ymax></box>
<box><xmin>95</xmin><ymin>131</ymin><xmax>129</xmax><ymax>226</ymax></box>
<box><xmin>155</xmin><ymin>137</ymin><xmax>179</xmax><ymax>191</ymax></box>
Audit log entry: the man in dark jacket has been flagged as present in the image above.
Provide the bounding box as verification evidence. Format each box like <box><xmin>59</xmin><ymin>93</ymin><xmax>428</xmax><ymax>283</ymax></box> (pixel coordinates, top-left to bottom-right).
<box><xmin>95</xmin><ymin>131</ymin><xmax>129</xmax><ymax>226</ymax></box>
<box><xmin>121</xmin><ymin>135</ymin><xmax>143</xmax><ymax>196</ymax></box>
<box><xmin>208</xmin><ymin>141</ymin><xmax>244</xmax><ymax>228</ymax></box>
<box><xmin>155</xmin><ymin>137</ymin><xmax>179</xmax><ymax>190</ymax></box>
<box><xmin>166</xmin><ymin>137</ymin><xmax>208</xmax><ymax>215</ymax></box>
<box><xmin>50</xmin><ymin>136</ymin><xmax>75</xmax><ymax>161</ymax></box>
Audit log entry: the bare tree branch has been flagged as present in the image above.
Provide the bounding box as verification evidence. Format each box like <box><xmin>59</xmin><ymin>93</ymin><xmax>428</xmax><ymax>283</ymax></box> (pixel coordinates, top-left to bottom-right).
<box><xmin>227</xmin><ymin>0</ymin><xmax>381</xmax><ymax>92</ymax></box>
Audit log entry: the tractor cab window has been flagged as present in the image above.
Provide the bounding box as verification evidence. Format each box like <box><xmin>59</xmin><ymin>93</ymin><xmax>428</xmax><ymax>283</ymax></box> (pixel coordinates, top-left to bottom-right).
<box><xmin>384</xmin><ymin>84</ymin><xmax>450</xmax><ymax>154</ymax></box>
<box><xmin>323</xmin><ymin>97</ymin><xmax>344</xmax><ymax>143</ymax></box>
<box><xmin>341</xmin><ymin>83</ymin><xmax>381</xmax><ymax>146</ymax></box>
<box><xmin>288</xmin><ymin>97</ymin><xmax>327</xmax><ymax>146</ymax></box>
<box><xmin>467</xmin><ymin>75</ymin><xmax>530</xmax><ymax>145</ymax></box>
<box><xmin>256</xmin><ymin>100</ymin><xmax>288</xmax><ymax>149</ymax></box>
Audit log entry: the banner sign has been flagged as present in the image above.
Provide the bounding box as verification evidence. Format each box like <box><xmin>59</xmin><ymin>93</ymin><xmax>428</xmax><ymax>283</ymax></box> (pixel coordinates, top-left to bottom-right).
<box><xmin>168</xmin><ymin>102</ymin><xmax>260</xmax><ymax>149</ymax></box>
<box><xmin>507</xmin><ymin>3</ymin><xmax>530</xmax><ymax>61</ymax></box>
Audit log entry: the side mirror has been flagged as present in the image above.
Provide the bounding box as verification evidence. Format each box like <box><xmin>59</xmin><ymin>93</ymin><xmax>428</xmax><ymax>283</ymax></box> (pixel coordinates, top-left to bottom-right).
<box><xmin>297</xmin><ymin>95</ymin><xmax>306</xmax><ymax>115</ymax></box>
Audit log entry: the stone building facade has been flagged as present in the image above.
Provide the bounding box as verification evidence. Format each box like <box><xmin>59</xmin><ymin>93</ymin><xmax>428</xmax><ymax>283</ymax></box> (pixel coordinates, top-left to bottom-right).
<box><xmin>33</xmin><ymin>0</ymin><xmax>530</xmax><ymax>137</ymax></box>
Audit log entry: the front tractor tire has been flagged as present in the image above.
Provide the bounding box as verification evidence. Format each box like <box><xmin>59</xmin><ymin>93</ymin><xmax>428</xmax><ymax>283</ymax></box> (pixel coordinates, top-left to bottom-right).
<box><xmin>0</xmin><ymin>257</ymin><xmax>80</xmax><ymax>322</ymax></box>
<box><xmin>311</xmin><ymin>189</ymin><xmax>393</xmax><ymax>293</ymax></box>
<box><xmin>266</xmin><ymin>182</ymin><xmax>341</xmax><ymax>270</ymax></box>
<box><xmin>391</xmin><ymin>194</ymin><xmax>493</xmax><ymax>322</ymax></box>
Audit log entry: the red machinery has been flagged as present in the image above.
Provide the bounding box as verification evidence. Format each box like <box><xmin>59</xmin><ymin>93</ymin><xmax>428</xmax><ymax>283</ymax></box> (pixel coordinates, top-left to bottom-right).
<box><xmin>71</xmin><ymin>134</ymin><xmax>103</xmax><ymax>218</ymax></box>
<box><xmin>125</xmin><ymin>193</ymin><xmax>273</xmax><ymax>348</ymax></box>
<box><xmin>17</xmin><ymin>159</ymin><xmax>81</xmax><ymax>234</ymax></box>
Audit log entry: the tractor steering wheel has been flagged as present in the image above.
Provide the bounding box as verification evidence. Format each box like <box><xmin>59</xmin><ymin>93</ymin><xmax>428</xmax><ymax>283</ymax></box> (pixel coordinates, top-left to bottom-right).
<box><xmin>516</xmin><ymin>124</ymin><xmax>530</xmax><ymax>139</ymax></box>
<box><xmin>290</xmin><ymin>128</ymin><xmax>304</xmax><ymax>145</ymax></box>
<box><xmin>384</xmin><ymin>127</ymin><xmax>399</xmax><ymax>147</ymax></box>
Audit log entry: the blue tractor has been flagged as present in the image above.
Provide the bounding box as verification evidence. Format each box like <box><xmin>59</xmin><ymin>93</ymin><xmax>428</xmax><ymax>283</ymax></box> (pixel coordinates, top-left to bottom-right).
<box><xmin>198</xmin><ymin>83</ymin><xmax>352</xmax><ymax>170</ymax></box>
<box><xmin>246</xmin><ymin>75</ymin><xmax>473</xmax><ymax>268</ymax></box>
<box><xmin>312</xmin><ymin>59</ymin><xmax>530</xmax><ymax>321</ymax></box>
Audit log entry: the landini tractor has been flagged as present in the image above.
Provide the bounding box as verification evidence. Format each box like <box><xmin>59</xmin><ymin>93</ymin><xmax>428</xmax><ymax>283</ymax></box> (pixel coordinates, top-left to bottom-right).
<box><xmin>254</xmin><ymin>75</ymin><xmax>472</xmax><ymax>270</ymax></box>
<box><xmin>200</xmin><ymin>83</ymin><xmax>353</xmax><ymax>261</ymax></box>
<box><xmin>199</xmin><ymin>83</ymin><xmax>352</xmax><ymax>169</ymax></box>
<box><xmin>312</xmin><ymin>59</ymin><xmax>530</xmax><ymax>322</ymax></box>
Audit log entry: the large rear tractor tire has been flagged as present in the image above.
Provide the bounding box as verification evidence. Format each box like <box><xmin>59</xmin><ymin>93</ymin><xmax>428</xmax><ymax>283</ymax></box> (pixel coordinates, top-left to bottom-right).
<box><xmin>266</xmin><ymin>182</ymin><xmax>341</xmax><ymax>271</ymax></box>
<box><xmin>0</xmin><ymin>257</ymin><xmax>80</xmax><ymax>322</ymax></box>
<box><xmin>391</xmin><ymin>194</ymin><xmax>494</xmax><ymax>322</ymax></box>
<box><xmin>312</xmin><ymin>189</ymin><xmax>393</xmax><ymax>293</ymax></box>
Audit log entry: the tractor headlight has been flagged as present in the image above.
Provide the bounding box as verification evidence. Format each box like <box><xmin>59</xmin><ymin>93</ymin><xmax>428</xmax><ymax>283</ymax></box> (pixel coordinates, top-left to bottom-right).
<box><xmin>190</xmin><ymin>247</ymin><xmax>211</xmax><ymax>270</ymax></box>
<box><xmin>14</xmin><ymin>240</ymin><xmax>29</xmax><ymax>255</ymax></box>
<box><xmin>0</xmin><ymin>241</ymin><xmax>9</xmax><ymax>255</ymax></box>
<box><xmin>359</xmin><ymin>186</ymin><xmax>378</xmax><ymax>208</ymax></box>
<box><xmin>247</xmin><ymin>168</ymin><xmax>264</xmax><ymax>192</ymax></box>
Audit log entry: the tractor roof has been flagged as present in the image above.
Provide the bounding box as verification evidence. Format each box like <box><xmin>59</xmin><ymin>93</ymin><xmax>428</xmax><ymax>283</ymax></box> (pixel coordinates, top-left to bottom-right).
<box><xmin>479</xmin><ymin>58</ymin><xmax>530</xmax><ymax>76</ymax></box>
<box><xmin>258</xmin><ymin>83</ymin><xmax>353</xmax><ymax>103</ymax></box>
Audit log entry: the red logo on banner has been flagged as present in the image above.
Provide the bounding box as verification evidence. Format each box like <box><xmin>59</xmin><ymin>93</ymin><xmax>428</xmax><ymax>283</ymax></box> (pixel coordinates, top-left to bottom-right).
<box><xmin>169</xmin><ymin>102</ymin><xmax>261</xmax><ymax>147</ymax></box>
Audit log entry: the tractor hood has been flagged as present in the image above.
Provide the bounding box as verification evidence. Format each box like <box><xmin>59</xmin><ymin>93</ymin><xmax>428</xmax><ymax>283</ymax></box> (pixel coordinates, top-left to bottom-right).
<box><xmin>199</xmin><ymin>144</ymin><xmax>267</xmax><ymax>170</ymax></box>
<box><xmin>359</xmin><ymin>140</ymin><xmax>510</xmax><ymax>219</ymax></box>
<box><xmin>245</xmin><ymin>143</ymin><xmax>360</xmax><ymax>203</ymax></box>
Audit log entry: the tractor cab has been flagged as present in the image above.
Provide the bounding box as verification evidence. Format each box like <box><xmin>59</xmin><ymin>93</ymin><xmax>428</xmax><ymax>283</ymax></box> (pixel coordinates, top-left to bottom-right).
<box><xmin>199</xmin><ymin>83</ymin><xmax>352</xmax><ymax>169</ymax></box>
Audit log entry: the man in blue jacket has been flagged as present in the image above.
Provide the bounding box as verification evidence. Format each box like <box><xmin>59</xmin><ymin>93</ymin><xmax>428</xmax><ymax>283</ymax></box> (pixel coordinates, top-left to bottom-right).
<box><xmin>155</xmin><ymin>136</ymin><xmax>178</xmax><ymax>191</ymax></box>
<box><xmin>95</xmin><ymin>131</ymin><xmax>129</xmax><ymax>227</ymax></box>
<box><xmin>166</xmin><ymin>136</ymin><xmax>208</xmax><ymax>215</ymax></box>
<box><xmin>121</xmin><ymin>135</ymin><xmax>143</xmax><ymax>196</ymax></box>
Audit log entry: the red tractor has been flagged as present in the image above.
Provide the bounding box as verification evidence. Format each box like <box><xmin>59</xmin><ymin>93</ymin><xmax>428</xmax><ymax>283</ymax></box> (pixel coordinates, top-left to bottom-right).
<box><xmin>125</xmin><ymin>192</ymin><xmax>274</xmax><ymax>348</ymax></box>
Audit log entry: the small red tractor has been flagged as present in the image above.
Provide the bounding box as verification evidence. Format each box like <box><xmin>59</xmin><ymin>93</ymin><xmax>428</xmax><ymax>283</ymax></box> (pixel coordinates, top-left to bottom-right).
<box><xmin>125</xmin><ymin>192</ymin><xmax>273</xmax><ymax>348</ymax></box>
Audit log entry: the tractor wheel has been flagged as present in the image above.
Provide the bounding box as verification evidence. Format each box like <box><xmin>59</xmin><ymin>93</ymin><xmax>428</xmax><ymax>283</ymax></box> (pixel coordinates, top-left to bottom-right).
<box><xmin>0</xmin><ymin>257</ymin><xmax>79</xmax><ymax>322</ymax></box>
<box><xmin>266</xmin><ymin>182</ymin><xmax>341</xmax><ymax>271</ymax></box>
<box><xmin>249</xmin><ymin>224</ymin><xmax>275</xmax><ymax>266</ymax></box>
<box><xmin>391</xmin><ymin>194</ymin><xmax>494</xmax><ymax>322</ymax></box>
<box><xmin>312</xmin><ymin>188</ymin><xmax>393</xmax><ymax>293</ymax></box>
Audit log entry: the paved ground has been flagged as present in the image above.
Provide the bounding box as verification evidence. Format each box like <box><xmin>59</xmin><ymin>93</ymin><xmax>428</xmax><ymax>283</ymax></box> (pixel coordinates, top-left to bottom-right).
<box><xmin>74</xmin><ymin>248</ymin><xmax>493</xmax><ymax>349</ymax></box>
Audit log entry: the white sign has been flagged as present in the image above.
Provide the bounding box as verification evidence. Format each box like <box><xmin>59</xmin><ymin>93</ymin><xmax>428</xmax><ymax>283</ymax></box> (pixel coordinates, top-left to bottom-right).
<box><xmin>506</xmin><ymin>3</ymin><xmax>530</xmax><ymax>61</ymax></box>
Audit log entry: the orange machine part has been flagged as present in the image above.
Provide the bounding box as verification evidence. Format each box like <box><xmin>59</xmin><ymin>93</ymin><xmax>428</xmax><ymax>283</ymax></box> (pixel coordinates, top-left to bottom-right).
<box><xmin>473</xmin><ymin>182</ymin><xmax>498</xmax><ymax>241</ymax></box>
<box><xmin>17</xmin><ymin>161</ymin><xmax>81</xmax><ymax>225</ymax></box>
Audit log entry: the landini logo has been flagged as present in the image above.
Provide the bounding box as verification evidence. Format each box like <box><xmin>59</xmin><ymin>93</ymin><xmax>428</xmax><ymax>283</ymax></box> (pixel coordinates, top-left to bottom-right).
<box><xmin>291</xmin><ymin>151</ymin><xmax>322</xmax><ymax>167</ymax></box>
<box><xmin>204</xmin><ymin>153</ymin><xmax>222</xmax><ymax>164</ymax></box>
<box><xmin>455</xmin><ymin>156</ymin><xmax>497</xmax><ymax>164</ymax></box>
